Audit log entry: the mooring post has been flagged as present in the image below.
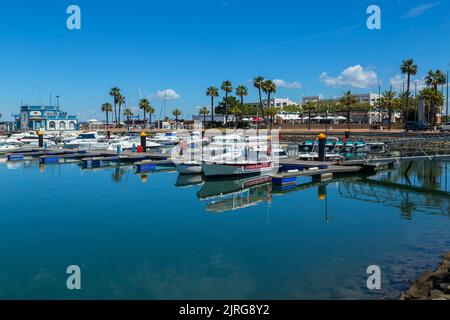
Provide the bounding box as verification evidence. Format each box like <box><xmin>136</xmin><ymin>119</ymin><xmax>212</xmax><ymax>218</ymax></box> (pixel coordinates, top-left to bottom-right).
<box><xmin>38</xmin><ymin>130</ymin><xmax>44</xmax><ymax>148</ymax></box>
<box><xmin>318</xmin><ymin>133</ymin><xmax>327</xmax><ymax>162</ymax></box>
<box><xmin>345</xmin><ymin>129</ymin><xmax>350</xmax><ymax>140</ymax></box>
<box><xmin>140</xmin><ymin>132</ymin><xmax>147</xmax><ymax>153</ymax></box>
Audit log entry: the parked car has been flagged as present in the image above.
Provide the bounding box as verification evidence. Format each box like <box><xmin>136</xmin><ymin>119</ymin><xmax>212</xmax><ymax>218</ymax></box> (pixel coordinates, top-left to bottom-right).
<box><xmin>405</xmin><ymin>121</ymin><xmax>428</xmax><ymax>132</ymax></box>
<box><xmin>440</xmin><ymin>122</ymin><xmax>450</xmax><ymax>132</ymax></box>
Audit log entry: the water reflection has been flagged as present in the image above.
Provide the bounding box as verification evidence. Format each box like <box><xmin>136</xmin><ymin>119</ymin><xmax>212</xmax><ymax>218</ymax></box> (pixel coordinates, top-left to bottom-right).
<box><xmin>197</xmin><ymin>176</ymin><xmax>273</xmax><ymax>213</ymax></box>
<box><xmin>338</xmin><ymin>160</ymin><xmax>450</xmax><ymax>219</ymax></box>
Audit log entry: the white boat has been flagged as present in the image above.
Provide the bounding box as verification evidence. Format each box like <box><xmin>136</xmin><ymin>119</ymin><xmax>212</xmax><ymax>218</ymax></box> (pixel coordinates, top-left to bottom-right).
<box><xmin>175</xmin><ymin>162</ymin><xmax>203</xmax><ymax>175</ymax></box>
<box><xmin>203</xmin><ymin>159</ymin><xmax>279</xmax><ymax>177</ymax></box>
<box><xmin>64</xmin><ymin>132</ymin><xmax>109</xmax><ymax>150</ymax></box>
<box><xmin>0</xmin><ymin>141</ymin><xmax>24</xmax><ymax>152</ymax></box>
<box><xmin>107</xmin><ymin>137</ymin><xmax>161</xmax><ymax>152</ymax></box>
<box><xmin>6</xmin><ymin>131</ymin><xmax>56</xmax><ymax>147</ymax></box>
<box><xmin>149</xmin><ymin>132</ymin><xmax>179</xmax><ymax>146</ymax></box>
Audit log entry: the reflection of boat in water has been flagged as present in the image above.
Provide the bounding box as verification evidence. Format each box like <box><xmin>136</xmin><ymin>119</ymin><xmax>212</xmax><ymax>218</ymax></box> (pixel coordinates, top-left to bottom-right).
<box><xmin>198</xmin><ymin>175</ymin><xmax>272</xmax><ymax>213</ymax></box>
<box><xmin>175</xmin><ymin>174</ymin><xmax>204</xmax><ymax>188</ymax></box>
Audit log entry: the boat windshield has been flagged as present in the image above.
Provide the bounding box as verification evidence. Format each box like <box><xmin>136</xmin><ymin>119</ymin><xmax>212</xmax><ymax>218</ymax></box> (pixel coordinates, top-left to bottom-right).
<box><xmin>77</xmin><ymin>134</ymin><xmax>97</xmax><ymax>139</ymax></box>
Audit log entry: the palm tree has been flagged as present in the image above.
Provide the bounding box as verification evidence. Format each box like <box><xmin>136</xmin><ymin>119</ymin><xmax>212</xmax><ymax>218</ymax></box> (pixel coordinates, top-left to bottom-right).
<box><xmin>262</xmin><ymin>80</ymin><xmax>277</xmax><ymax>122</ymax></box>
<box><xmin>420</xmin><ymin>87</ymin><xmax>444</xmax><ymax>126</ymax></box>
<box><xmin>206</xmin><ymin>86</ymin><xmax>219</xmax><ymax>126</ymax></box>
<box><xmin>221</xmin><ymin>81</ymin><xmax>233</xmax><ymax>122</ymax></box>
<box><xmin>339</xmin><ymin>91</ymin><xmax>358</xmax><ymax>130</ymax></box>
<box><xmin>123</xmin><ymin>108</ymin><xmax>134</xmax><ymax>131</ymax></box>
<box><xmin>116</xmin><ymin>94</ymin><xmax>125</xmax><ymax>127</ymax></box>
<box><xmin>139</xmin><ymin>98</ymin><xmax>150</xmax><ymax>128</ymax></box>
<box><xmin>147</xmin><ymin>105</ymin><xmax>155</xmax><ymax>128</ymax></box>
<box><xmin>401</xmin><ymin>59</ymin><xmax>418</xmax><ymax>124</ymax></box>
<box><xmin>229</xmin><ymin>106</ymin><xmax>241</xmax><ymax>129</ymax></box>
<box><xmin>303</xmin><ymin>101</ymin><xmax>317</xmax><ymax>131</ymax></box>
<box><xmin>266</xmin><ymin>106</ymin><xmax>280</xmax><ymax>128</ymax></box>
<box><xmin>425</xmin><ymin>70</ymin><xmax>447</xmax><ymax>125</ymax></box>
<box><xmin>253</xmin><ymin>77</ymin><xmax>265</xmax><ymax>118</ymax></box>
<box><xmin>235</xmin><ymin>85</ymin><xmax>248</xmax><ymax>106</ymax></box>
<box><xmin>109</xmin><ymin>87</ymin><xmax>121</xmax><ymax>126</ymax></box>
<box><xmin>101</xmin><ymin>102</ymin><xmax>113</xmax><ymax>136</ymax></box>
<box><xmin>199</xmin><ymin>107</ymin><xmax>210</xmax><ymax>125</ymax></box>
<box><xmin>380</xmin><ymin>90</ymin><xmax>396</xmax><ymax>130</ymax></box>
<box><xmin>172</xmin><ymin>108</ymin><xmax>182</xmax><ymax>129</ymax></box>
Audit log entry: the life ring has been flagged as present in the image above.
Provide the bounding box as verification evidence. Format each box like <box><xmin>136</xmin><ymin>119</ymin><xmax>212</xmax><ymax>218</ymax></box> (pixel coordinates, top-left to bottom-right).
<box><xmin>137</xmin><ymin>145</ymin><xmax>143</xmax><ymax>153</ymax></box>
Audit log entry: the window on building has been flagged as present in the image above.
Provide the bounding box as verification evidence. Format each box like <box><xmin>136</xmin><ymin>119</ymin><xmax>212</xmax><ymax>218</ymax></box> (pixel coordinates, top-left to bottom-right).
<box><xmin>49</xmin><ymin>121</ymin><xmax>56</xmax><ymax>130</ymax></box>
<box><xmin>59</xmin><ymin>122</ymin><xmax>66</xmax><ymax>130</ymax></box>
<box><xmin>69</xmin><ymin>122</ymin><xmax>75</xmax><ymax>130</ymax></box>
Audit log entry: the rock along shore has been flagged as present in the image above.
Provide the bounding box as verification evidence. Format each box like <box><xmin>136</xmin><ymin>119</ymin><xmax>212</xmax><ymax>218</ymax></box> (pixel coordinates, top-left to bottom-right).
<box><xmin>400</xmin><ymin>252</ymin><xmax>450</xmax><ymax>300</ymax></box>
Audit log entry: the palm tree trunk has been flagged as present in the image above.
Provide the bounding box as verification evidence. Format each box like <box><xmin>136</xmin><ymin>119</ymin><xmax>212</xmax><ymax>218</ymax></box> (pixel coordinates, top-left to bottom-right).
<box><xmin>405</xmin><ymin>73</ymin><xmax>411</xmax><ymax>123</ymax></box>
<box><xmin>258</xmin><ymin>88</ymin><xmax>264</xmax><ymax>119</ymax></box>
<box><xmin>211</xmin><ymin>97</ymin><xmax>215</xmax><ymax>126</ymax></box>
<box><xmin>149</xmin><ymin>113</ymin><xmax>152</xmax><ymax>128</ymax></box>
<box><xmin>106</xmin><ymin>111</ymin><xmax>109</xmax><ymax>138</ymax></box>
<box><xmin>118</xmin><ymin>104</ymin><xmax>122</xmax><ymax>128</ymax></box>
<box><xmin>388</xmin><ymin>105</ymin><xmax>392</xmax><ymax>131</ymax></box>
<box><xmin>113</xmin><ymin>102</ymin><xmax>117</xmax><ymax>126</ymax></box>
<box><xmin>347</xmin><ymin>106</ymin><xmax>351</xmax><ymax>130</ymax></box>
<box><xmin>143</xmin><ymin>111</ymin><xmax>146</xmax><ymax>129</ymax></box>
<box><xmin>225</xmin><ymin>93</ymin><xmax>229</xmax><ymax>125</ymax></box>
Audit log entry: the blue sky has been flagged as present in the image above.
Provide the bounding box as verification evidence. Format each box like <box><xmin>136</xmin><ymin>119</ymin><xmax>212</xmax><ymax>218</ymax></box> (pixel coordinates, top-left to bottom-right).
<box><xmin>0</xmin><ymin>0</ymin><xmax>449</xmax><ymax>121</ymax></box>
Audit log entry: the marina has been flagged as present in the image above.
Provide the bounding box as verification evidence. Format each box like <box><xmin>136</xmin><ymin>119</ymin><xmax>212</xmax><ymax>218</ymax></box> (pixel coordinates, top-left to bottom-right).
<box><xmin>1</xmin><ymin>0</ymin><xmax>450</xmax><ymax>305</ymax></box>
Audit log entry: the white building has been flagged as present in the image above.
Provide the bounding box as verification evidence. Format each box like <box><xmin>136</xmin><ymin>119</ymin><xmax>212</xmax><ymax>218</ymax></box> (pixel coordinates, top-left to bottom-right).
<box><xmin>262</xmin><ymin>98</ymin><xmax>299</xmax><ymax>108</ymax></box>
<box><xmin>302</xmin><ymin>93</ymin><xmax>381</xmax><ymax>106</ymax></box>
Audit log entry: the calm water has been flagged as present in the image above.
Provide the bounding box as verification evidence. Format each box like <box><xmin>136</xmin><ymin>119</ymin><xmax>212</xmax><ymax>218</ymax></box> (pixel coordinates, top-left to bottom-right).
<box><xmin>0</xmin><ymin>158</ymin><xmax>449</xmax><ymax>300</ymax></box>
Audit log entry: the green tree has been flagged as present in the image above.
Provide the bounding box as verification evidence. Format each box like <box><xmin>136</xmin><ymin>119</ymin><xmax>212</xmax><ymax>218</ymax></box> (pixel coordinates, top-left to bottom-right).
<box><xmin>420</xmin><ymin>87</ymin><xmax>444</xmax><ymax>126</ymax></box>
<box><xmin>206</xmin><ymin>86</ymin><xmax>219</xmax><ymax>126</ymax></box>
<box><xmin>235</xmin><ymin>85</ymin><xmax>248</xmax><ymax>107</ymax></box>
<box><xmin>400</xmin><ymin>59</ymin><xmax>418</xmax><ymax>124</ymax></box>
<box><xmin>425</xmin><ymin>70</ymin><xmax>447</xmax><ymax>126</ymax></box>
<box><xmin>123</xmin><ymin>108</ymin><xmax>134</xmax><ymax>131</ymax></box>
<box><xmin>221</xmin><ymin>81</ymin><xmax>233</xmax><ymax>122</ymax></box>
<box><xmin>303</xmin><ymin>101</ymin><xmax>317</xmax><ymax>131</ymax></box>
<box><xmin>266</xmin><ymin>106</ymin><xmax>280</xmax><ymax>128</ymax></box>
<box><xmin>109</xmin><ymin>87</ymin><xmax>121</xmax><ymax>126</ymax></box>
<box><xmin>380</xmin><ymin>90</ymin><xmax>397</xmax><ymax>130</ymax></box>
<box><xmin>101</xmin><ymin>102</ymin><xmax>113</xmax><ymax>136</ymax></box>
<box><xmin>253</xmin><ymin>76</ymin><xmax>265</xmax><ymax>118</ymax></box>
<box><xmin>139</xmin><ymin>98</ymin><xmax>150</xmax><ymax>128</ymax></box>
<box><xmin>229</xmin><ymin>106</ymin><xmax>242</xmax><ymax>129</ymax></box>
<box><xmin>199</xmin><ymin>107</ymin><xmax>210</xmax><ymax>125</ymax></box>
<box><xmin>339</xmin><ymin>91</ymin><xmax>358</xmax><ymax>130</ymax></box>
<box><xmin>172</xmin><ymin>108</ymin><xmax>182</xmax><ymax>129</ymax></box>
<box><xmin>262</xmin><ymin>80</ymin><xmax>277</xmax><ymax>123</ymax></box>
<box><xmin>116</xmin><ymin>94</ymin><xmax>125</xmax><ymax>127</ymax></box>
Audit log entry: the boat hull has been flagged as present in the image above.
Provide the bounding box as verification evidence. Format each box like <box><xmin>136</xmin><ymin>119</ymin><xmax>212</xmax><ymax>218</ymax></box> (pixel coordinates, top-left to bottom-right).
<box><xmin>176</xmin><ymin>163</ymin><xmax>203</xmax><ymax>175</ymax></box>
<box><xmin>202</xmin><ymin>162</ymin><xmax>278</xmax><ymax>177</ymax></box>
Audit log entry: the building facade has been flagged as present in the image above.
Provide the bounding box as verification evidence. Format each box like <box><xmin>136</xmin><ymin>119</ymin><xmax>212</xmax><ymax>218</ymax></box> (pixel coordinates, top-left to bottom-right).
<box><xmin>19</xmin><ymin>105</ymin><xmax>79</xmax><ymax>131</ymax></box>
<box><xmin>262</xmin><ymin>98</ymin><xmax>299</xmax><ymax>108</ymax></box>
<box><xmin>302</xmin><ymin>93</ymin><xmax>381</xmax><ymax>106</ymax></box>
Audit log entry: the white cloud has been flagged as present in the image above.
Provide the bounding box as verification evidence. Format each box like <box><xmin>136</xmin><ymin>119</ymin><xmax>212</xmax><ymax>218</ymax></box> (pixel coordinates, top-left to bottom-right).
<box><xmin>390</xmin><ymin>75</ymin><xmax>426</xmax><ymax>91</ymax></box>
<box><xmin>320</xmin><ymin>65</ymin><xmax>378</xmax><ymax>89</ymax></box>
<box><xmin>403</xmin><ymin>2</ymin><xmax>443</xmax><ymax>18</ymax></box>
<box><xmin>273</xmin><ymin>79</ymin><xmax>302</xmax><ymax>89</ymax></box>
<box><xmin>152</xmin><ymin>89</ymin><xmax>180</xmax><ymax>100</ymax></box>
